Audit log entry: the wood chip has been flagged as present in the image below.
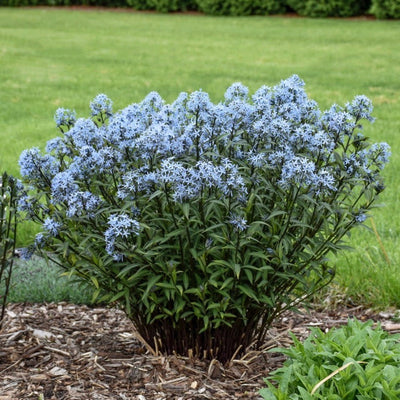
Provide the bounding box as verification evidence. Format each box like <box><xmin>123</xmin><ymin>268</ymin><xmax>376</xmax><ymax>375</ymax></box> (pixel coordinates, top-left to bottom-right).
<box><xmin>30</xmin><ymin>373</ymin><xmax>48</xmax><ymax>382</ymax></box>
<box><xmin>48</xmin><ymin>366</ymin><xmax>69</xmax><ymax>376</ymax></box>
<box><xmin>191</xmin><ymin>380</ymin><xmax>198</xmax><ymax>389</ymax></box>
<box><xmin>31</xmin><ymin>329</ymin><xmax>56</xmax><ymax>340</ymax></box>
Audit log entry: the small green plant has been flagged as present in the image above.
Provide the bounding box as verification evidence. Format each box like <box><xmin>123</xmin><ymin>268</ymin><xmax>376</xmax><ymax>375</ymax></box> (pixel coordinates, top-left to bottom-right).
<box><xmin>0</xmin><ymin>172</ymin><xmax>19</xmax><ymax>329</ymax></box>
<box><xmin>260</xmin><ymin>318</ymin><xmax>400</xmax><ymax>399</ymax></box>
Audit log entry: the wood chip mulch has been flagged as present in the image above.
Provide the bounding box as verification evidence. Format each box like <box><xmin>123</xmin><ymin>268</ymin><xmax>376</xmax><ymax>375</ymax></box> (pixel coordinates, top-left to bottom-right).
<box><xmin>1</xmin><ymin>303</ymin><xmax>399</xmax><ymax>400</ymax></box>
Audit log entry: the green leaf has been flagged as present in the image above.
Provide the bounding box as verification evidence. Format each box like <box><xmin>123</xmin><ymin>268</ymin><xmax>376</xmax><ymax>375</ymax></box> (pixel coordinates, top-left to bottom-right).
<box><xmin>237</xmin><ymin>284</ymin><xmax>259</xmax><ymax>302</ymax></box>
<box><xmin>156</xmin><ymin>282</ymin><xmax>175</xmax><ymax>289</ymax></box>
<box><xmin>142</xmin><ymin>275</ymin><xmax>162</xmax><ymax>300</ymax></box>
<box><xmin>181</xmin><ymin>202</ymin><xmax>190</xmax><ymax>220</ymax></box>
<box><xmin>90</xmin><ymin>276</ymin><xmax>99</xmax><ymax>289</ymax></box>
<box><xmin>220</xmin><ymin>277</ymin><xmax>234</xmax><ymax>290</ymax></box>
<box><xmin>182</xmin><ymin>272</ymin><xmax>189</xmax><ymax>290</ymax></box>
<box><xmin>108</xmin><ymin>290</ymin><xmax>127</xmax><ymax>303</ymax></box>
<box><xmin>243</xmin><ymin>267</ymin><xmax>253</xmax><ymax>284</ymax></box>
<box><xmin>234</xmin><ymin>263</ymin><xmax>241</xmax><ymax>279</ymax></box>
<box><xmin>91</xmin><ymin>288</ymin><xmax>101</xmax><ymax>304</ymax></box>
<box><xmin>264</xmin><ymin>210</ymin><xmax>287</xmax><ymax>221</ymax></box>
<box><xmin>297</xmin><ymin>387</ymin><xmax>314</xmax><ymax>400</ymax></box>
<box><xmin>259</xmin><ymin>388</ymin><xmax>278</xmax><ymax>400</ymax></box>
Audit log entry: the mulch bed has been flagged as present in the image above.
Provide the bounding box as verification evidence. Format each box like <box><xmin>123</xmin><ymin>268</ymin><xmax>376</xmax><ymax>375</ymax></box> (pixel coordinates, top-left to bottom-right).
<box><xmin>1</xmin><ymin>303</ymin><xmax>399</xmax><ymax>399</ymax></box>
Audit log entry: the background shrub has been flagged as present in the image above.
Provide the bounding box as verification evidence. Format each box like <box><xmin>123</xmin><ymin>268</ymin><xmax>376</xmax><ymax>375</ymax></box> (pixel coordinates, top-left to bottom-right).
<box><xmin>19</xmin><ymin>76</ymin><xmax>389</xmax><ymax>362</ymax></box>
<box><xmin>124</xmin><ymin>0</ymin><xmax>150</xmax><ymax>10</ymax></box>
<box><xmin>194</xmin><ymin>0</ymin><xmax>230</xmax><ymax>15</ymax></box>
<box><xmin>152</xmin><ymin>0</ymin><xmax>196</xmax><ymax>12</ymax></box>
<box><xmin>370</xmin><ymin>0</ymin><xmax>400</xmax><ymax>18</ymax></box>
<box><xmin>287</xmin><ymin>0</ymin><xmax>371</xmax><ymax>17</ymax></box>
<box><xmin>126</xmin><ymin>0</ymin><xmax>196</xmax><ymax>12</ymax></box>
<box><xmin>1</xmin><ymin>0</ymin><xmax>398</xmax><ymax>19</ymax></box>
<box><xmin>260</xmin><ymin>319</ymin><xmax>400</xmax><ymax>399</ymax></box>
<box><xmin>0</xmin><ymin>0</ymin><xmax>129</xmax><ymax>6</ymax></box>
<box><xmin>0</xmin><ymin>0</ymin><xmax>37</xmax><ymax>6</ymax></box>
<box><xmin>195</xmin><ymin>0</ymin><xmax>286</xmax><ymax>15</ymax></box>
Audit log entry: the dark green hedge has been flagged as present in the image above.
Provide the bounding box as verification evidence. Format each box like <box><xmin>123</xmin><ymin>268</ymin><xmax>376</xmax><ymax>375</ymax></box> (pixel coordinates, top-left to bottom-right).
<box><xmin>370</xmin><ymin>0</ymin><xmax>400</xmax><ymax>18</ymax></box>
<box><xmin>287</xmin><ymin>0</ymin><xmax>371</xmax><ymax>17</ymax></box>
<box><xmin>0</xmin><ymin>0</ymin><xmax>128</xmax><ymax>6</ymax></box>
<box><xmin>1</xmin><ymin>0</ymin><xmax>399</xmax><ymax>19</ymax></box>
<box><xmin>126</xmin><ymin>0</ymin><xmax>196</xmax><ymax>12</ymax></box>
<box><xmin>195</xmin><ymin>0</ymin><xmax>287</xmax><ymax>15</ymax></box>
<box><xmin>0</xmin><ymin>0</ymin><xmax>287</xmax><ymax>14</ymax></box>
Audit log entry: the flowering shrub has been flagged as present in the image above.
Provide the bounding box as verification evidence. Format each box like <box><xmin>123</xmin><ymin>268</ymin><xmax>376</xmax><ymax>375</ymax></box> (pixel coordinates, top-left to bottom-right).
<box><xmin>19</xmin><ymin>75</ymin><xmax>390</xmax><ymax>362</ymax></box>
<box><xmin>0</xmin><ymin>172</ymin><xmax>20</xmax><ymax>329</ymax></box>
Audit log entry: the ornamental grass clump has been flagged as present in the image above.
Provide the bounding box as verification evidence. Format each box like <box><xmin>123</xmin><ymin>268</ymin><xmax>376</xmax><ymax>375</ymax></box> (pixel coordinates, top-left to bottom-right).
<box><xmin>19</xmin><ymin>75</ymin><xmax>390</xmax><ymax>362</ymax></box>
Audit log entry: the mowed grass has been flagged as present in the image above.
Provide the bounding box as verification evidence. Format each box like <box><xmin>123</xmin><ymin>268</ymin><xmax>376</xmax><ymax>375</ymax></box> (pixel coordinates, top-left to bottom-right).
<box><xmin>0</xmin><ymin>8</ymin><xmax>399</xmax><ymax>308</ymax></box>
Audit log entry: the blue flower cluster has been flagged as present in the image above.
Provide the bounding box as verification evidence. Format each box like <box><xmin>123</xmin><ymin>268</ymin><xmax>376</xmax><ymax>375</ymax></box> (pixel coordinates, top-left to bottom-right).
<box><xmin>90</xmin><ymin>93</ymin><xmax>113</xmax><ymax>118</ymax></box>
<box><xmin>19</xmin><ymin>148</ymin><xmax>59</xmax><ymax>183</ymax></box>
<box><xmin>66</xmin><ymin>191</ymin><xmax>102</xmax><ymax>218</ymax></box>
<box><xmin>105</xmin><ymin>214</ymin><xmax>140</xmax><ymax>260</ymax></box>
<box><xmin>43</xmin><ymin>217</ymin><xmax>62</xmax><ymax>237</ymax></box>
<box><xmin>155</xmin><ymin>158</ymin><xmax>247</xmax><ymax>202</ymax></box>
<box><xmin>229</xmin><ymin>214</ymin><xmax>248</xmax><ymax>232</ymax></box>
<box><xmin>54</xmin><ymin>108</ymin><xmax>76</xmax><ymax>128</ymax></box>
<box><xmin>19</xmin><ymin>76</ymin><xmax>390</xmax><ymax>259</ymax></box>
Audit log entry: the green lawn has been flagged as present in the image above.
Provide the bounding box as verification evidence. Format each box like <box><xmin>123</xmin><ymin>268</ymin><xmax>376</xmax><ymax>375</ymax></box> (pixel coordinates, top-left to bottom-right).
<box><xmin>1</xmin><ymin>8</ymin><xmax>399</xmax><ymax>308</ymax></box>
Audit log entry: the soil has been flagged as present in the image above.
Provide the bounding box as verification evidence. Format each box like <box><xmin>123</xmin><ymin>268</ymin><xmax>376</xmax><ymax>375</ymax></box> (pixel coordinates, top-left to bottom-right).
<box><xmin>1</xmin><ymin>303</ymin><xmax>399</xmax><ymax>399</ymax></box>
